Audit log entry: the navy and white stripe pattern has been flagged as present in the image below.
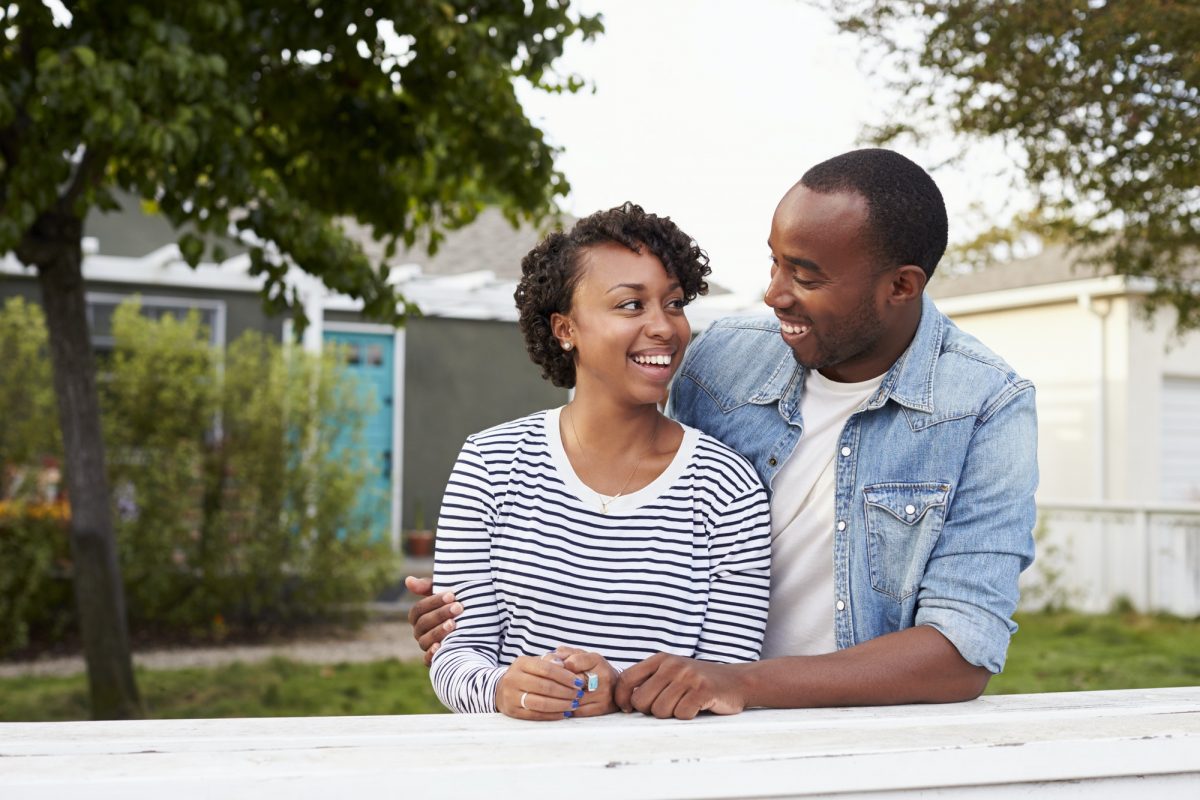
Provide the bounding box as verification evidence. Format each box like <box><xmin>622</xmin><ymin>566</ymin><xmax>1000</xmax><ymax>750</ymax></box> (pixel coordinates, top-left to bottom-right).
<box><xmin>430</xmin><ymin>410</ymin><xmax>772</xmax><ymax>714</ymax></box>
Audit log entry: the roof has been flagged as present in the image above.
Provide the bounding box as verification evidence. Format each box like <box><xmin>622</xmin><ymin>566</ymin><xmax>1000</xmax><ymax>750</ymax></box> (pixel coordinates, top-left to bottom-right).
<box><xmin>12</xmin><ymin>198</ymin><xmax>743</xmax><ymax>326</ymax></box>
<box><xmin>927</xmin><ymin>245</ymin><xmax>1110</xmax><ymax>299</ymax></box>
<box><xmin>339</xmin><ymin>208</ymin><xmax>570</xmax><ymax>281</ymax></box>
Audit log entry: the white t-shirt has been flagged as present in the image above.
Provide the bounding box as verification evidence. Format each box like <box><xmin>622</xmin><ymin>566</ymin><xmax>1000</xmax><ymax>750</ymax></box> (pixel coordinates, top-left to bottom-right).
<box><xmin>760</xmin><ymin>369</ymin><xmax>885</xmax><ymax>658</ymax></box>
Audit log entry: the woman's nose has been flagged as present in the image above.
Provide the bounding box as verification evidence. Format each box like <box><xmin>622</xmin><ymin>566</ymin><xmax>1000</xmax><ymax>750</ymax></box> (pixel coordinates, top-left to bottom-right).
<box><xmin>645</xmin><ymin>305</ymin><xmax>674</xmax><ymax>337</ymax></box>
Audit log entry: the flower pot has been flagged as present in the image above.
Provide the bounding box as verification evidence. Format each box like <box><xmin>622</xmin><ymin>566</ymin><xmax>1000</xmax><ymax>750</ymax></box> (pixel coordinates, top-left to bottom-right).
<box><xmin>404</xmin><ymin>529</ymin><xmax>434</xmax><ymax>558</ymax></box>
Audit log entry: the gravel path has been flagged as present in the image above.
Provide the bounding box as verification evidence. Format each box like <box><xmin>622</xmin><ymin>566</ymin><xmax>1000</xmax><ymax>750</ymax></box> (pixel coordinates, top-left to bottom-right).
<box><xmin>0</xmin><ymin>619</ymin><xmax>425</xmax><ymax>679</ymax></box>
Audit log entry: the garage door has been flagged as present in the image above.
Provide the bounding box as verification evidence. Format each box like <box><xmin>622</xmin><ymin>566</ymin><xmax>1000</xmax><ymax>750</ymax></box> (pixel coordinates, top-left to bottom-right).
<box><xmin>1162</xmin><ymin>376</ymin><xmax>1200</xmax><ymax>501</ymax></box>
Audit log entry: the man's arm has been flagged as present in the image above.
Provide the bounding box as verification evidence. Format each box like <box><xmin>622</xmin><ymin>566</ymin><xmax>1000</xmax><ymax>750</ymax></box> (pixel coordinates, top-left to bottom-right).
<box><xmin>615</xmin><ymin>626</ymin><xmax>988</xmax><ymax>719</ymax></box>
<box><xmin>618</xmin><ymin>383</ymin><xmax>1037</xmax><ymax>719</ymax></box>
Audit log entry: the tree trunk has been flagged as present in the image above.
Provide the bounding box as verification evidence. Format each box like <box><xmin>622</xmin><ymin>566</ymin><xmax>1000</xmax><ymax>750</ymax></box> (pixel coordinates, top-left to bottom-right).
<box><xmin>23</xmin><ymin>211</ymin><xmax>143</xmax><ymax>720</ymax></box>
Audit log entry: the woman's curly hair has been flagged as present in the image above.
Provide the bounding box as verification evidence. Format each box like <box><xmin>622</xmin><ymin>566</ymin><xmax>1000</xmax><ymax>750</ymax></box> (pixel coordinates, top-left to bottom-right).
<box><xmin>514</xmin><ymin>202</ymin><xmax>710</xmax><ymax>388</ymax></box>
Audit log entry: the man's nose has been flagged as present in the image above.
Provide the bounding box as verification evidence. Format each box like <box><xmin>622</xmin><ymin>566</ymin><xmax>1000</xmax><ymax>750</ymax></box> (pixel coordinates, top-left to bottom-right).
<box><xmin>764</xmin><ymin>268</ymin><xmax>791</xmax><ymax>309</ymax></box>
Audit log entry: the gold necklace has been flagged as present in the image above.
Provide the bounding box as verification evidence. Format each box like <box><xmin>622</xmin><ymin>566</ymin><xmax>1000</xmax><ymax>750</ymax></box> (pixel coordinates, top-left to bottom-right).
<box><xmin>566</xmin><ymin>405</ymin><xmax>659</xmax><ymax>514</ymax></box>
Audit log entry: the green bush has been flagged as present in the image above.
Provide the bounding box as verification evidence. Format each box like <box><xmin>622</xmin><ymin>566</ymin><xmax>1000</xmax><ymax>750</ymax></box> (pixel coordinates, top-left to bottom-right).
<box><xmin>0</xmin><ymin>298</ymin><xmax>71</xmax><ymax>653</ymax></box>
<box><xmin>0</xmin><ymin>297</ymin><xmax>398</xmax><ymax>654</ymax></box>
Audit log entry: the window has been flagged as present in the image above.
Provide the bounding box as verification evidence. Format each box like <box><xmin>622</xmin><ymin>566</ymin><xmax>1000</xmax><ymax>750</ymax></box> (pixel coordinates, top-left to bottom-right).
<box><xmin>86</xmin><ymin>293</ymin><xmax>225</xmax><ymax>351</ymax></box>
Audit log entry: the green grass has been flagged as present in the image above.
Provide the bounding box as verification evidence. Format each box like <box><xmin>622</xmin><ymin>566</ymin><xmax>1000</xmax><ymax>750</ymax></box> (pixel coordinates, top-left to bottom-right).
<box><xmin>986</xmin><ymin>611</ymin><xmax>1200</xmax><ymax>695</ymax></box>
<box><xmin>0</xmin><ymin>657</ymin><xmax>447</xmax><ymax>722</ymax></box>
<box><xmin>1</xmin><ymin>611</ymin><xmax>1197</xmax><ymax>722</ymax></box>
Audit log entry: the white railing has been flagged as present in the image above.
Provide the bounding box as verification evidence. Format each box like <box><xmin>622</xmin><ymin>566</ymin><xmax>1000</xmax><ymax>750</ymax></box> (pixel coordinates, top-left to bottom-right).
<box><xmin>2</xmin><ymin>688</ymin><xmax>1198</xmax><ymax>798</ymax></box>
<box><xmin>1027</xmin><ymin>500</ymin><xmax>1200</xmax><ymax>616</ymax></box>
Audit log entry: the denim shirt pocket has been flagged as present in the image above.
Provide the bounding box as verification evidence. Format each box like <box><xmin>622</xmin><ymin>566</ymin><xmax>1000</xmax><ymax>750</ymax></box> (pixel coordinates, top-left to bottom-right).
<box><xmin>863</xmin><ymin>482</ymin><xmax>951</xmax><ymax>602</ymax></box>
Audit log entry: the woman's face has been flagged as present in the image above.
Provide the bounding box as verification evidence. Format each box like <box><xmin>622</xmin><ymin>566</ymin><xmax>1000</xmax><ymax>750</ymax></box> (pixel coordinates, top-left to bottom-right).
<box><xmin>554</xmin><ymin>242</ymin><xmax>691</xmax><ymax>407</ymax></box>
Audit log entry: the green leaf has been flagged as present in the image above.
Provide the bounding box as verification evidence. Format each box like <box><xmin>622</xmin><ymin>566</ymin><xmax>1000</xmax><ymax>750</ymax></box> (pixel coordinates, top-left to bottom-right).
<box><xmin>178</xmin><ymin>233</ymin><xmax>205</xmax><ymax>267</ymax></box>
<box><xmin>73</xmin><ymin>46</ymin><xmax>97</xmax><ymax>69</ymax></box>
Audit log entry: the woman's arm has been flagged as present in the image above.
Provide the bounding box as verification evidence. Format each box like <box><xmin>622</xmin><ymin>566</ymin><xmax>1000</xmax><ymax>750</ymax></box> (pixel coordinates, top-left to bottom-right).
<box><xmin>428</xmin><ymin>437</ymin><xmax>587</xmax><ymax>718</ymax></box>
<box><xmin>693</xmin><ymin>482</ymin><xmax>772</xmax><ymax>663</ymax></box>
<box><xmin>428</xmin><ymin>437</ymin><xmax>506</xmax><ymax>712</ymax></box>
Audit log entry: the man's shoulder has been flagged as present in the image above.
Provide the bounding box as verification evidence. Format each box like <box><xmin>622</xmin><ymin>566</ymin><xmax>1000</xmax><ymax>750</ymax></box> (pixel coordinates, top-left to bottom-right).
<box><xmin>674</xmin><ymin>315</ymin><xmax>794</xmax><ymax>408</ymax></box>
<box><xmin>685</xmin><ymin>315</ymin><xmax>790</xmax><ymax>376</ymax></box>
<box><xmin>929</xmin><ymin>312</ymin><xmax>1034</xmax><ymax>414</ymax></box>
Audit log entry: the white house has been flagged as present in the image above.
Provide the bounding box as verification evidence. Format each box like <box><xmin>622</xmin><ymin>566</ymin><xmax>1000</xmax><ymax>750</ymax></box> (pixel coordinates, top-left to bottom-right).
<box><xmin>930</xmin><ymin>249</ymin><xmax>1200</xmax><ymax>615</ymax></box>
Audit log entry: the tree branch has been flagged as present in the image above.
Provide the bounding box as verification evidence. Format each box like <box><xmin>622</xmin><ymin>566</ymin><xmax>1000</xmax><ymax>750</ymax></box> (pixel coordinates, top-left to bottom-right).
<box><xmin>57</xmin><ymin>146</ymin><xmax>108</xmax><ymax>215</ymax></box>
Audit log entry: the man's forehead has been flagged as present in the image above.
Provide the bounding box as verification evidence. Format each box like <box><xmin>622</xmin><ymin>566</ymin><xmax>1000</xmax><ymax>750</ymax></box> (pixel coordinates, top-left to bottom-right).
<box><xmin>772</xmin><ymin>186</ymin><xmax>869</xmax><ymax>239</ymax></box>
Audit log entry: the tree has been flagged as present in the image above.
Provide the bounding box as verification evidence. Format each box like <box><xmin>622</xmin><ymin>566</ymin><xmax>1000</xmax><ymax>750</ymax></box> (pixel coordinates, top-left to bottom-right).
<box><xmin>826</xmin><ymin>0</ymin><xmax>1200</xmax><ymax>330</ymax></box>
<box><xmin>0</xmin><ymin>0</ymin><xmax>600</xmax><ymax>719</ymax></box>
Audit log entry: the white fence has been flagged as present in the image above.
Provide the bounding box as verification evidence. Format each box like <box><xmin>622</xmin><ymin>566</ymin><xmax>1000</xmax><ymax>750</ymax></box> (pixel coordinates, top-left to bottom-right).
<box><xmin>1025</xmin><ymin>500</ymin><xmax>1200</xmax><ymax>616</ymax></box>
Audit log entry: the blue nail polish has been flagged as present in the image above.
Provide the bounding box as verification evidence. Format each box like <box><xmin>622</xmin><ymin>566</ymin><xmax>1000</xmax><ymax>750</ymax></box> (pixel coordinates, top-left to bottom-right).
<box><xmin>571</xmin><ymin>699</ymin><xmax>579</xmax><ymax>709</ymax></box>
<box><xmin>576</xmin><ymin>689</ymin><xmax>584</xmax><ymax>699</ymax></box>
<box><xmin>563</xmin><ymin>711</ymin><xmax>573</xmax><ymax>718</ymax></box>
<box><xmin>574</xmin><ymin>678</ymin><xmax>583</xmax><ymax>687</ymax></box>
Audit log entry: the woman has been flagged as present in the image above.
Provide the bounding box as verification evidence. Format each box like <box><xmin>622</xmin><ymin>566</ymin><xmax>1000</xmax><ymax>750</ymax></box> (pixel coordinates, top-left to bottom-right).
<box><xmin>430</xmin><ymin>203</ymin><xmax>771</xmax><ymax>720</ymax></box>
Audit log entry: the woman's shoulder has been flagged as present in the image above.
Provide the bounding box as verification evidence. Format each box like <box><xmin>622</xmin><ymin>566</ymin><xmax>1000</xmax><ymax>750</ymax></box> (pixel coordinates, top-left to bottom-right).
<box><xmin>681</xmin><ymin>424</ymin><xmax>765</xmax><ymax>496</ymax></box>
<box><xmin>466</xmin><ymin>409</ymin><xmax>551</xmax><ymax>449</ymax></box>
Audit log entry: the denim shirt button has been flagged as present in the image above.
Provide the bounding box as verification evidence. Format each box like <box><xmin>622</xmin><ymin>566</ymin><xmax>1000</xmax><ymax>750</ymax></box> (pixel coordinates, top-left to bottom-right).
<box><xmin>840</xmin><ymin>446</ymin><xmax>851</xmax><ymax>457</ymax></box>
<box><xmin>905</xmin><ymin>504</ymin><xmax>916</xmax><ymax>515</ymax></box>
<box><xmin>836</xmin><ymin>520</ymin><xmax>846</xmax><ymax>531</ymax></box>
<box><xmin>835</xmin><ymin>600</ymin><xmax>846</xmax><ymax>611</ymax></box>
<box><xmin>768</xmin><ymin>457</ymin><xmax>777</xmax><ymax>467</ymax></box>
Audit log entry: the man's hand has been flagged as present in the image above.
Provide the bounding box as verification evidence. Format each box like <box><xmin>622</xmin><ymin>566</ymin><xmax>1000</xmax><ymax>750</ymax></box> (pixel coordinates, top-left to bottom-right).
<box><xmin>614</xmin><ymin>654</ymin><xmax>748</xmax><ymax>720</ymax></box>
<box><xmin>404</xmin><ymin>576</ymin><xmax>463</xmax><ymax>667</ymax></box>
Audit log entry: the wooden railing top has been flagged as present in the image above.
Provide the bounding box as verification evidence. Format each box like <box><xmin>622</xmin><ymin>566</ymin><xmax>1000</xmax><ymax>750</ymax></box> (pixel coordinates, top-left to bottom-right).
<box><xmin>3</xmin><ymin>687</ymin><xmax>1199</xmax><ymax>798</ymax></box>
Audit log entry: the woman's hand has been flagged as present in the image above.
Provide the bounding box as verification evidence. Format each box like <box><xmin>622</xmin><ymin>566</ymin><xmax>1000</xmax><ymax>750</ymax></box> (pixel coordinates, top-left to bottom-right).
<box><xmin>496</xmin><ymin>654</ymin><xmax>587</xmax><ymax>720</ymax></box>
<box><xmin>552</xmin><ymin>646</ymin><xmax>620</xmax><ymax>717</ymax></box>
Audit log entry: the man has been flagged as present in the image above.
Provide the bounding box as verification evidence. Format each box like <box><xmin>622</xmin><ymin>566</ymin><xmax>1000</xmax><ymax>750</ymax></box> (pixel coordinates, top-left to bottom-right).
<box><xmin>405</xmin><ymin>149</ymin><xmax>1038</xmax><ymax>718</ymax></box>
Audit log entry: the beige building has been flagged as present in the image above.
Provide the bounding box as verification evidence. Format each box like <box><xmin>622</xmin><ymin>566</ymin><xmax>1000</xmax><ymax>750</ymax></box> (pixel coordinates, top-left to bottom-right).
<box><xmin>929</xmin><ymin>250</ymin><xmax>1200</xmax><ymax>614</ymax></box>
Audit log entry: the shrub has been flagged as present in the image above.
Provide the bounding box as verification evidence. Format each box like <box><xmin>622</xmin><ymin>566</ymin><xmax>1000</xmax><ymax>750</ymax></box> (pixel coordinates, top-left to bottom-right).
<box><xmin>0</xmin><ymin>297</ymin><xmax>398</xmax><ymax>654</ymax></box>
<box><xmin>0</xmin><ymin>298</ymin><xmax>71</xmax><ymax>653</ymax></box>
<box><xmin>196</xmin><ymin>331</ymin><xmax>394</xmax><ymax>631</ymax></box>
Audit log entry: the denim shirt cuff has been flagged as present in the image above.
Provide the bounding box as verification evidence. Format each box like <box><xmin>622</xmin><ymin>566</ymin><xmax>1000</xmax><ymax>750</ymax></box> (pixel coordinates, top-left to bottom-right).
<box><xmin>915</xmin><ymin>601</ymin><xmax>1014</xmax><ymax>674</ymax></box>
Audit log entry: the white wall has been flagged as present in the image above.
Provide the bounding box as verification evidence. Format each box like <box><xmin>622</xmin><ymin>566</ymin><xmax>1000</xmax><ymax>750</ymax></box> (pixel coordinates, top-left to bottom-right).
<box><xmin>944</xmin><ymin>291</ymin><xmax>1200</xmax><ymax>614</ymax></box>
<box><xmin>945</xmin><ymin>299</ymin><xmax>1106</xmax><ymax>502</ymax></box>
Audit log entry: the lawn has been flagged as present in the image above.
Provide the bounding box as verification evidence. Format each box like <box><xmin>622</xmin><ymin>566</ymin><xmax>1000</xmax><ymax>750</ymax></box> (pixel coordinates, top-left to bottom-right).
<box><xmin>0</xmin><ymin>657</ymin><xmax>447</xmax><ymax>722</ymax></box>
<box><xmin>1</xmin><ymin>611</ymin><xmax>1196</xmax><ymax>722</ymax></box>
<box><xmin>986</xmin><ymin>610</ymin><xmax>1200</xmax><ymax>694</ymax></box>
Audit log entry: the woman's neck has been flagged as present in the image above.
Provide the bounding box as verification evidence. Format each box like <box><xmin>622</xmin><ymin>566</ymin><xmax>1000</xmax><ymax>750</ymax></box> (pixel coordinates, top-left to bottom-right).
<box><xmin>564</xmin><ymin>391</ymin><xmax>661</xmax><ymax>463</ymax></box>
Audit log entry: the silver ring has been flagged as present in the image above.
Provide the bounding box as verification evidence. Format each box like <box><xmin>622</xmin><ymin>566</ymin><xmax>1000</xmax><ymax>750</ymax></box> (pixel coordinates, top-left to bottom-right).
<box><xmin>586</xmin><ymin>672</ymin><xmax>599</xmax><ymax>692</ymax></box>
<box><xmin>520</xmin><ymin>691</ymin><xmax>529</xmax><ymax>710</ymax></box>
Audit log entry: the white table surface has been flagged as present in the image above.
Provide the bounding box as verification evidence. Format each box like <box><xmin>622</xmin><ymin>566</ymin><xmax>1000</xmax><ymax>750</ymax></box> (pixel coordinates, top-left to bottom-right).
<box><xmin>2</xmin><ymin>687</ymin><xmax>1199</xmax><ymax>799</ymax></box>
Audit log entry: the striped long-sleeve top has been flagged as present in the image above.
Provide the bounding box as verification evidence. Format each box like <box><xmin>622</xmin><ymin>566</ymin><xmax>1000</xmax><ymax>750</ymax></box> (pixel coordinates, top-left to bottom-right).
<box><xmin>430</xmin><ymin>407</ymin><xmax>772</xmax><ymax>714</ymax></box>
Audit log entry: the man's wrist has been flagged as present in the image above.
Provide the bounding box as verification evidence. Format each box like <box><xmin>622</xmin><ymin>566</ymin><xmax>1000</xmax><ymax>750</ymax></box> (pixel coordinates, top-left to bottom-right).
<box><xmin>728</xmin><ymin>660</ymin><xmax>763</xmax><ymax>709</ymax></box>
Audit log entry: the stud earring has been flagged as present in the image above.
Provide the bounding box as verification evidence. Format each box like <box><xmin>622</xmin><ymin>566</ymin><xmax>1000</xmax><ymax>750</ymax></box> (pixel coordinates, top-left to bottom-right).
<box><xmin>561</xmin><ymin>341</ymin><xmax>573</xmax><ymax>351</ymax></box>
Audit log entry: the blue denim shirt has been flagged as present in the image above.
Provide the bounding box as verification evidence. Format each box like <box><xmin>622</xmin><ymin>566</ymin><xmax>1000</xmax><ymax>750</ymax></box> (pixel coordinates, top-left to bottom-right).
<box><xmin>667</xmin><ymin>295</ymin><xmax>1037</xmax><ymax>673</ymax></box>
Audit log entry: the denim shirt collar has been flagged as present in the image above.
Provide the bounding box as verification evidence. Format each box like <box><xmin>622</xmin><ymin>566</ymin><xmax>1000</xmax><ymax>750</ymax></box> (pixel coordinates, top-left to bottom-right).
<box><xmin>746</xmin><ymin>293</ymin><xmax>945</xmax><ymax>417</ymax></box>
<box><xmin>868</xmin><ymin>293</ymin><xmax>944</xmax><ymax>414</ymax></box>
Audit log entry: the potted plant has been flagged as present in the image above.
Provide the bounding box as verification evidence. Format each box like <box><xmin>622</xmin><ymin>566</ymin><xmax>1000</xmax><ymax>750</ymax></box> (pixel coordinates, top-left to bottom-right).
<box><xmin>404</xmin><ymin>500</ymin><xmax>434</xmax><ymax>558</ymax></box>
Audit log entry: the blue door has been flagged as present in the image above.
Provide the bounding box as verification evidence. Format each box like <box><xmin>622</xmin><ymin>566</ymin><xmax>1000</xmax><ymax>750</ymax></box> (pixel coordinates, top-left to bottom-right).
<box><xmin>324</xmin><ymin>330</ymin><xmax>395</xmax><ymax>542</ymax></box>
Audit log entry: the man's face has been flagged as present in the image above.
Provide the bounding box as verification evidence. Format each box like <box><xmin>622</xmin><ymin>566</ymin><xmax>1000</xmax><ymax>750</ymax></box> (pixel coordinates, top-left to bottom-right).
<box><xmin>763</xmin><ymin>186</ymin><xmax>896</xmax><ymax>383</ymax></box>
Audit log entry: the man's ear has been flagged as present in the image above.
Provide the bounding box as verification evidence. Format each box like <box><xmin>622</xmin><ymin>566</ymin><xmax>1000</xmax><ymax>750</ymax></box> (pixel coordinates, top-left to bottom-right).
<box><xmin>889</xmin><ymin>265</ymin><xmax>927</xmax><ymax>304</ymax></box>
<box><xmin>550</xmin><ymin>312</ymin><xmax>572</xmax><ymax>343</ymax></box>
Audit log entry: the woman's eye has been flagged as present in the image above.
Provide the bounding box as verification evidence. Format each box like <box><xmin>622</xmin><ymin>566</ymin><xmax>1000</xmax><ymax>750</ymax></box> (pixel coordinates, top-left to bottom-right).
<box><xmin>667</xmin><ymin>298</ymin><xmax>686</xmax><ymax>310</ymax></box>
<box><xmin>617</xmin><ymin>299</ymin><xmax>643</xmax><ymax>310</ymax></box>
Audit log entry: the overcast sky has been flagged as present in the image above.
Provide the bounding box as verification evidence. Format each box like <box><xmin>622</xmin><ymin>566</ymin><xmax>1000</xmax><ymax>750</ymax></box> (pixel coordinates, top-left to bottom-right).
<box><xmin>517</xmin><ymin>0</ymin><xmax>1020</xmax><ymax>299</ymax></box>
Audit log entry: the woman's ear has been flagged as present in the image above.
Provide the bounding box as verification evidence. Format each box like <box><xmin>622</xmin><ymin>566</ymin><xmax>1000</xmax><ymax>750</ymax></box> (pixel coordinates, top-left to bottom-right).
<box><xmin>550</xmin><ymin>312</ymin><xmax>572</xmax><ymax>346</ymax></box>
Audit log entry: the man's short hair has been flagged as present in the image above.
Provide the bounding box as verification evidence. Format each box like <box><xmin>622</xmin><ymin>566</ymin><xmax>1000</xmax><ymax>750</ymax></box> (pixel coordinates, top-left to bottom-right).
<box><xmin>800</xmin><ymin>149</ymin><xmax>948</xmax><ymax>278</ymax></box>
